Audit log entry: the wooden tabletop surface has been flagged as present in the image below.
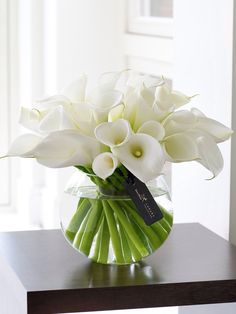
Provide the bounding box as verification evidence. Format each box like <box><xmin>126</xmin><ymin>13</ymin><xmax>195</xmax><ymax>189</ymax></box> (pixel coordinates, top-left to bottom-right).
<box><xmin>0</xmin><ymin>223</ymin><xmax>236</xmax><ymax>314</ymax></box>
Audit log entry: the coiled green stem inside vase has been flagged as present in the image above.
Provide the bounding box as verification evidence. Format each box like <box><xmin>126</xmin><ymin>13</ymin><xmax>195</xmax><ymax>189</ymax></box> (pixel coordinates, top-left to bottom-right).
<box><xmin>63</xmin><ymin>166</ymin><xmax>173</xmax><ymax>265</ymax></box>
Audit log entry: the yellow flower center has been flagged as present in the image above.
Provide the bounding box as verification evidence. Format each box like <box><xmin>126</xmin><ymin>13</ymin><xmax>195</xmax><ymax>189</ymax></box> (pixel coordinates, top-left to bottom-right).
<box><xmin>134</xmin><ymin>150</ymin><xmax>142</xmax><ymax>158</ymax></box>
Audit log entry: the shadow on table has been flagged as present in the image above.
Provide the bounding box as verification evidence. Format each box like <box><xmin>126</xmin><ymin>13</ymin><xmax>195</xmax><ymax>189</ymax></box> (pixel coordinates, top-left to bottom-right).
<box><xmin>68</xmin><ymin>260</ymin><xmax>161</xmax><ymax>288</ymax></box>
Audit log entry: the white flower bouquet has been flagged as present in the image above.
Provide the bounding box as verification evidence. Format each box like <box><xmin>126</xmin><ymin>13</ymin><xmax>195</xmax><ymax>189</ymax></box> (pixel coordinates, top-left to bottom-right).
<box><xmin>3</xmin><ymin>70</ymin><xmax>233</xmax><ymax>264</ymax></box>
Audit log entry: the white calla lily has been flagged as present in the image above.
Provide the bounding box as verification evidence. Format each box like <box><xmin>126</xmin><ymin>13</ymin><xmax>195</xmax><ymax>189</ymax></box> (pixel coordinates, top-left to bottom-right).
<box><xmin>185</xmin><ymin>130</ymin><xmax>224</xmax><ymax>178</ymax></box>
<box><xmin>95</xmin><ymin>119</ymin><xmax>131</xmax><ymax>147</ymax></box>
<box><xmin>19</xmin><ymin>107</ymin><xmax>42</xmax><ymax>132</ymax></box>
<box><xmin>108</xmin><ymin>104</ymin><xmax>124</xmax><ymax>122</ymax></box>
<box><xmin>126</xmin><ymin>71</ymin><xmax>160</xmax><ymax>90</ymax></box>
<box><xmin>112</xmin><ymin>134</ymin><xmax>165</xmax><ymax>183</ymax></box>
<box><xmin>124</xmin><ymin>89</ymin><xmax>159</xmax><ymax>130</ymax></box>
<box><xmin>20</xmin><ymin>96</ymin><xmax>78</xmax><ymax>134</ymax></box>
<box><xmin>139</xmin><ymin>83</ymin><xmax>156</xmax><ymax>107</ymax></box>
<box><xmin>191</xmin><ymin>107</ymin><xmax>206</xmax><ymax>117</ymax></box>
<box><xmin>155</xmin><ymin>82</ymin><xmax>193</xmax><ymax>111</ymax></box>
<box><xmin>61</xmin><ymin>74</ymin><xmax>87</xmax><ymax>103</ymax></box>
<box><xmin>3</xmin><ymin>69</ymin><xmax>233</xmax><ymax>184</ymax></box>
<box><xmin>34</xmin><ymin>95</ymin><xmax>70</xmax><ymax>111</ymax></box>
<box><xmin>190</xmin><ymin>108</ymin><xmax>233</xmax><ymax>143</ymax></box>
<box><xmin>138</xmin><ymin>120</ymin><xmax>165</xmax><ymax>141</ymax></box>
<box><xmin>196</xmin><ymin>117</ymin><xmax>233</xmax><ymax>143</ymax></box>
<box><xmin>196</xmin><ymin>133</ymin><xmax>224</xmax><ymax>179</ymax></box>
<box><xmin>7</xmin><ymin>134</ymin><xmax>42</xmax><ymax>157</ymax></box>
<box><xmin>98</xmin><ymin>71</ymin><xmax>122</xmax><ymax>91</ymax></box>
<box><xmin>88</xmin><ymin>89</ymin><xmax>123</xmax><ymax>123</ymax></box>
<box><xmin>162</xmin><ymin>133</ymin><xmax>199</xmax><ymax>162</ymax></box>
<box><xmin>32</xmin><ymin>130</ymin><xmax>100</xmax><ymax>168</ymax></box>
<box><xmin>38</xmin><ymin>105</ymin><xmax>77</xmax><ymax>132</ymax></box>
<box><xmin>163</xmin><ymin>110</ymin><xmax>198</xmax><ymax>137</ymax></box>
<box><xmin>92</xmin><ymin>152</ymin><xmax>118</xmax><ymax>180</ymax></box>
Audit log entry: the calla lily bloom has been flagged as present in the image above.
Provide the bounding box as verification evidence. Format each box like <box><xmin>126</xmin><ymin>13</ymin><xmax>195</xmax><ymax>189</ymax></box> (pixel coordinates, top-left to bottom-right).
<box><xmin>195</xmin><ymin>132</ymin><xmax>224</xmax><ymax>179</ymax></box>
<box><xmin>155</xmin><ymin>82</ymin><xmax>193</xmax><ymax>113</ymax></box>
<box><xmin>161</xmin><ymin>108</ymin><xmax>232</xmax><ymax>178</ymax></box>
<box><xmin>191</xmin><ymin>108</ymin><xmax>233</xmax><ymax>143</ymax></box>
<box><xmin>112</xmin><ymin>133</ymin><xmax>165</xmax><ymax>183</ymax></box>
<box><xmin>2</xmin><ymin>70</ymin><xmax>232</xmax><ymax>181</ymax></box>
<box><xmin>88</xmin><ymin>89</ymin><xmax>123</xmax><ymax>123</ymax></box>
<box><xmin>162</xmin><ymin>133</ymin><xmax>199</xmax><ymax>162</ymax></box>
<box><xmin>95</xmin><ymin>119</ymin><xmax>132</xmax><ymax>147</ymax></box>
<box><xmin>92</xmin><ymin>152</ymin><xmax>118</xmax><ymax>180</ymax></box>
<box><xmin>123</xmin><ymin>88</ymin><xmax>159</xmax><ymax>131</ymax></box>
<box><xmin>138</xmin><ymin>120</ymin><xmax>165</xmax><ymax>141</ymax></box>
<box><xmin>108</xmin><ymin>104</ymin><xmax>124</xmax><ymax>122</ymax></box>
<box><xmin>32</xmin><ymin>130</ymin><xmax>101</xmax><ymax>168</ymax></box>
<box><xmin>61</xmin><ymin>73</ymin><xmax>87</xmax><ymax>102</ymax></box>
<box><xmin>8</xmin><ymin>130</ymin><xmax>101</xmax><ymax>168</ymax></box>
<box><xmin>7</xmin><ymin>134</ymin><xmax>42</xmax><ymax>157</ymax></box>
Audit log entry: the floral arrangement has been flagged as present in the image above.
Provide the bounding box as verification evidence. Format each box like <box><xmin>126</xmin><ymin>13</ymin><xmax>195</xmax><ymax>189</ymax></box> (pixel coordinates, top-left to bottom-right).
<box><xmin>3</xmin><ymin>70</ymin><xmax>233</xmax><ymax>265</ymax></box>
<box><xmin>6</xmin><ymin>70</ymin><xmax>233</xmax><ymax>181</ymax></box>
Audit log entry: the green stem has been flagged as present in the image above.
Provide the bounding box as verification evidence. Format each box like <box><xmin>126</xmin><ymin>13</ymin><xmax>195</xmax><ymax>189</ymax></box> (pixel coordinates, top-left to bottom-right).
<box><xmin>102</xmin><ymin>200</ymin><xmax>125</xmax><ymax>264</ymax></box>
<box><xmin>73</xmin><ymin>206</ymin><xmax>93</xmax><ymax>249</ymax></box>
<box><xmin>122</xmin><ymin>200</ymin><xmax>162</xmax><ymax>251</ymax></box>
<box><xmin>91</xmin><ymin>214</ymin><xmax>104</xmax><ymax>262</ymax></box>
<box><xmin>115</xmin><ymin>212</ymin><xmax>133</xmax><ymax>263</ymax></box>
<box><xmin>65</xmin><ymin>198</ymin><xmax>91</xmax><ymax>242</ymax></box>
<box><xmin>151</xmin><ymin>220</ymin><xmax>169</xmax><ymax>242</ymax></box>
<box><xmin>160</xmin><ymin>205</ymin><xmax>173</xmax><ymax>226</ymax></box>
<box><xmin>79</xmin><ymin>200</ymin><xmax>103</xmax><ymax>256</ymax></box>
<box><xmin>97</xmin><ymin>215</ymin><xmax>110</xmax><ymax>264</ymax></box>
<box><xmin>158</xmin><ymin>218</ymin><xmax>172</xmax><ymax>233</ymax></box>
<box><xmin>107</xmin><ymin>200</ymin><xmax>149</xmax><ymax>257</ymax></box>
<box><xmin>123</xmin><ymin>227</ymin><xmax>142</xmax><ymax>262</ymax></box>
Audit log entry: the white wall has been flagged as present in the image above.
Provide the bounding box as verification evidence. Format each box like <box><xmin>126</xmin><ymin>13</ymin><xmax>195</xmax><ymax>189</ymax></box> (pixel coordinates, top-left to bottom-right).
<box><xmin>173</xmin><ymin>0</ymin><xmax>233</xmax><ymax>240</ymax></box>
<box><xmin>230</xmin><ymin>0</ymin><xmax>236</xmax><ymax>246</ymax></box>
<box><xmin>56</xmin><ymin>0</ymin><xmax>125</xmax><ymax>88</ymax></box>
<box><xmin>173</xmin><ymin>1</ymin><xmax>235</xmax><ymax>314</ymax></box>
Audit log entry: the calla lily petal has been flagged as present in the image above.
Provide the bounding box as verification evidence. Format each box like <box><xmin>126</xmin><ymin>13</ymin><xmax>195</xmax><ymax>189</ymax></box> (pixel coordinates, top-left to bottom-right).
<box><xmin>169</xmin><ymin>90</ymin><xmax>192</xmax><ymax>108</ymax></box>
<box><xmin>38</xmin><ymin>106</ymin><xmax>77</xmax><ymax>132</ymax></box>
<box><xmin>112</xmin><ymin>133</ymin><xmax>165</xmax><ymax>183</ymax></box>
<box><xmin>155</xmin><ymin>83</ymin><xmax>171</xmax><ymax>110</ymax></box>
<box><xmin>163</xmin><ymin>110</ymin><xmax>197</xmax><ymax>137</ymax></box>
<box><xmin>19</xmin><ymin>107</ymin><xmax>41</xmax><ymax>131</ymax></box>
<box><xmin>35</xmin><ymin>95</ymin><xmax>70</xmax><ymax>111</ymax></box>
<box><xmin>8</xmin><ymin>134</ymin><xmax>42</xmax><ymax>157</ymax></box>
<box><xmin>61</xmin><ymin>74</ymin><xmax>87</xmax><ymax>102</ymax></box>
<box><xmin>191</xmin><ymin>107</ymin><xmax>206</xmax><ymax>117</ymax></box>
<box><xmin>123</xmin><ymin>90</ymin><xmax>145</xmax><ymax>128</ymax></box>
<box><xmin>196</xmin><ymin>133</ymin><xmax>224</xmax><ymax>178</ymax></box>
<box><xmin>124</xmin><ymin>90</ymin><xmax>159</xmax><ymax>131</ymax></box>
<box><xmin>92</xmin><ymin>152</ymin><xmax>118</xmax><ymax>180</ymax></box>
<box><xmin>155</xmin><ymin>82</ymin><xmax>192</xmax><ymax>111</ymax></box>
<box><xmin>98</xmin><ymin>71</ymin><xmax>121</xmax><ymax>91</ymax></box>
<box><xmin>95</xmin><ymin>119</ymin><xmax>131</xmax><ymax>147</ymax></box>
<box><xmin>163</xmin><ymin>133</ymin><xmax>199</xmax><ymax>162</ymax></box>
<box><xmin>138</xmin><ymin>120</ymin><xmax>165</xmax><ymax>141</ymax></box>
<box><xmin>88</xmin><ymin>89</ymin><xmax>123</xmax><ymax>111</ymax></box>
<box><xmin>196</xmin><ymin>117</ymin><xmax>233</xmax><ymax>143</ymax></box>
<box><xmin>32</xmin><ymin>130</ymin><xmax>100</xmax><ymax>168</ymax></box>
<box><xmin>88</xmin><ymin>89</ymin><xmax>123</xmax><ymax>123</ymax></box>
<box><xmin>140</xmin><ymin>83</ymin><xmax>155</xmax><ymax>107</ymax></box>
<box><xmin>108</xmin><ymin>104</ymin><xmax>124</xmax><ymax>122</ymax></box>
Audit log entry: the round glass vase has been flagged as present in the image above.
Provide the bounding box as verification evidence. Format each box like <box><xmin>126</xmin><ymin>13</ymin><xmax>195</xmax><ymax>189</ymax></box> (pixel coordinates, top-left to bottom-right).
<box><xmin>60</xmin><ymin>169</ymin><xmax>173</xmax><ymax>265</ymax></box>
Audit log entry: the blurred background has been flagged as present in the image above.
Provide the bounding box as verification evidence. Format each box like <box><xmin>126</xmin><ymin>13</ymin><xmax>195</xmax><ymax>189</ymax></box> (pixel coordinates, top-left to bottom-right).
<box><xmin>1</xmin><ymin>0</ymin><xmax>234</xmax><ymax>236</ymax></box>
<box><xmin>0</xmin><ymin>0</ymin><xmax>236</xmax><ymax>313</ymax></box>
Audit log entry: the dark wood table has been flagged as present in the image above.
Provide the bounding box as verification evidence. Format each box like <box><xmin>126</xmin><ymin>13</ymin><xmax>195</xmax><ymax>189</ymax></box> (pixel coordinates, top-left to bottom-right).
<box><xmin>0</xmin><ymin>223</ymin><xmax>236</xmax><ymax>314</ymax></box>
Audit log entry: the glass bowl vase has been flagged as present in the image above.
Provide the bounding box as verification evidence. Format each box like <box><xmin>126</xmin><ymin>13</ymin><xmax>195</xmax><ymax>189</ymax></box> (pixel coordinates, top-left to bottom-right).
<box><xmin>60</xmin><ymin>168</ymin><xmax>173</xmax><ymax>265</ymax></box>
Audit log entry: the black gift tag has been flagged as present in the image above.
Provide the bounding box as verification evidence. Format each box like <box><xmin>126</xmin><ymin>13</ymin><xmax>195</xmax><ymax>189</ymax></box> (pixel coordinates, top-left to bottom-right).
<box><xmin>123</xmin><ymin>171</ymin><xmax>163</xmax><ymax>225</ymax></box>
